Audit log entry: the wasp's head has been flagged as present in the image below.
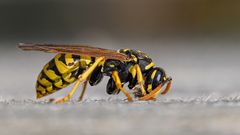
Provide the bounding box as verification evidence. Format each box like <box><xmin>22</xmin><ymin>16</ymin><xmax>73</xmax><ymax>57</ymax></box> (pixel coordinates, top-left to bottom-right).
<box><xmin>147</xmin><ymin>67</ymin><xmax>171</xmax><ymax>87</ymax></box>
<box><xmin>134</xmin><ymin>67</ymin><xmax>172</xmax><ymax>99</ymax></box>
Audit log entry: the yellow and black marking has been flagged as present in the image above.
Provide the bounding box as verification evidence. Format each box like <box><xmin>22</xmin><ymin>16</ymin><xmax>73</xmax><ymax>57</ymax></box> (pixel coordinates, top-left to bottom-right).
<box><xmin>55</xmin><ymin>56</ymin><xmax>105</xmax><ymax>103</ymax></box>
<box><xmin>146</xmin><ymin>69</ymin><xmax>157</xmax><ymax>93</ymax></box>
<box><xmin>19</xmin><ymin>43</ymin><xmax>172</xmax><ymax>102</ymax></box>
<box><xmin>144</xmin><ymin>67</ymin><xmax>168</xmax><ymax>94</ymax></box>
<box><xmin>36</xmin><ymin>54</ymin><xmax>95</xmax><ymax>98</ymax></box>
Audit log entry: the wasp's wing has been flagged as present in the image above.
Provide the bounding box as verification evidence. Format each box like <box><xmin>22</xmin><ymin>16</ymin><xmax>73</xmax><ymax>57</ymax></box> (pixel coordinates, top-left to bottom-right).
<box><xmin>18</xmin><ymin>43</ymin><xmax>131</xmax><ymax>61</ymax></box>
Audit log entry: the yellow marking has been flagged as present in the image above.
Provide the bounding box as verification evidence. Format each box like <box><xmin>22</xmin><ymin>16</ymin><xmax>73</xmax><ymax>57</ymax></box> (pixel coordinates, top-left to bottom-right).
<box><xmin>43</xmin><ymin>64</ymin><xmax>61</xmax><ymax>80</ymax></box>
<box><xmin>151</xmin><ymin>70</ymin><xmax>157</xmax><ymax>79</ymax></box>
<box><xmin>54</xmin><ymin>79</ymin><xmax>68</xmax><ymax>88</ymax></box>
<box><xmin>129</xmin><ymin>66</ymin><xmax>136</xmax><ymax>78</ymax></box>
<box><xmin>37</xmin><ymin>85</ymin><xmax>46</xmax><ymax>93</ymax></box>
<box><xmin>37</xmin><ymin>74</ymin><xmax>52</xmax><ymax>87</ymax></box>
<box><xmin>63</xmin><ymin>73</ymin><xmax>76</xmax><ymax>83</ymax></box>
<box><xmin>123</xmin><ymin>49</ymin><xmax>129</xmax><ymax>52</ymax></box>
<box><xmin>81</xmin><ymin>56</ymin><xmax>91</xmax><ymax>64</ymax></box>
<box><xmin>55</xmin><ymin>54</ymin><xmax>71</xmax><ymax>74</ymax></box>
<box><xmin>109</xmin><ymin>64</ymin><xmax>115</xmax><ymax>68</ymax></box>
<box><xmin>147</xmin><ymin>84</ymin><xmax>152</xmax><ymax>92</ymax></box>
<box><xmin>80</xmin><ymin>56</ymin><xmax>91</xmax><ymax>68</ymax></box>
<box><xmin>65</xmin><ymin>54</ymin><xmax>75</xmax><ymax>66</ymax></box>
<box><xmin>40</xmin><ymin>90</ymin><xmax>46</xmax><ymax>95</ymax></box>
<box><xmin>37</xmin><ymin>94</ymin><xmax>43</xmax><ymax>99</ymax></box>
<box><xmin>80</xmin><ymin>61</ymin><xmax>86</xmax><ymax>68</ymax></box>
<box><xmin>99</xmin><ymin>60</ymin><xmax>105</xmax><ymax>66</ymax></box>
<box><xmin>145</xmin><ymin>62</ymin><xmax>155</xmax><ymax>70</ymax></box>
<box><xmin>131</xmin><ymin>54</ymin><xmax>138</xmax><ymax>62</ymax></box>
<box><xmin>46</xmin><ymin>85</ymin><xmax>53</xmax><ymax>92</ymax></box>
<box><xmin>55</xmin><ymin>57</ymin><xmax>105</xmax><ymax>103</ymax></box>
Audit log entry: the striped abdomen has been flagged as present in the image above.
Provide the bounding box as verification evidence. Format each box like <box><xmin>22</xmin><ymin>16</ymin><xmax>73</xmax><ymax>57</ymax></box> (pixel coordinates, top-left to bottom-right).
<box><xmin>36</xmin><ymin>54</ymin><xmax>94</xmax><ymax>98</ymax></box>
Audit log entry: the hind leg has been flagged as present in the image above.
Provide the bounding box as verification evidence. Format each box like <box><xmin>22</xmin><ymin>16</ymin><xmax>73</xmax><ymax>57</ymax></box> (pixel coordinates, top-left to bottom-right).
<box><xmin>78</xmin><ymin>78</ymin><xmax>89</xmax><ymax>101</ymax></box>
<box><xmin>55</xmin><ymin>57</ymin><xmax>105</xmax><ymax>103</ymax></box>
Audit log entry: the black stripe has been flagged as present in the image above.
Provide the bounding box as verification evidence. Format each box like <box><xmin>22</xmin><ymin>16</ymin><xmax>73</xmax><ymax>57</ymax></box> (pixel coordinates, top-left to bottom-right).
<box><xmin>70</xmin><ymin>68</ymin><xmax>83</xmax><ymax>78</ymax></box>
<box><xmin>53</xmin><ymin>57</ymin><xmax>71</xmax><ymax>85</ymax></box>
<box><xmin>37</xmin><ymin>81</ymin><xmax>60</xmax><ymax>94</ymax></box>
<box><xmin>49</xmin><ymin>58</ymin><xmax>72</xmax><ymax>85</ymax></box>
<box><xmin>37</xmin><ymin>82</ymin><xmax>46</xmax><ymax>90</ymax></box>
<box><xmin>91</xmin><ymin>57</ymin><xmax>95</xmax><ymax>63</ymax></box>
<box><xmin>48</xmin><ymin>59</ymin><xmax>62</xmax><ymax>76</ymax></box>
<box><xmin>77</xmin><ymin>68</ymin><xmax>85</xmax><ymax>76</ymax></box>
<box><xmin>59</xmin><ymin>54</ymin><xmax>66</xmax><ymax>65</ymax></box>
<box><xmin>41</xmin><ymin>69</ymin><xmax>70</xmax><ymax>89</ymax></box>
<box><xmin>40</xmin><ymin>71</ymin><xmax>55</xmax><ymax>84</ymax></box>
<box><xmin>72</xmin><ymin>55</ymin><xmax>80</xmax><ymax>61</ymax></box>
<box><xmin>58</xmin><ymin>78</ymin><xmax>70</xmax><ymax>86</ymax></box>
<box><xmin>39</xmin><ymin>72</ymin><xmax>61</xmax><ymax>90</ymax></box>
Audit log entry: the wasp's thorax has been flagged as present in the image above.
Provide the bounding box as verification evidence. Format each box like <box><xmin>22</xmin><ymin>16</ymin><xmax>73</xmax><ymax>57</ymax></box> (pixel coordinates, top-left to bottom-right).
<box><xmin>90</xmin><ymin>49</ymin><xmax>171</xmax><ymax>97</ymax></box>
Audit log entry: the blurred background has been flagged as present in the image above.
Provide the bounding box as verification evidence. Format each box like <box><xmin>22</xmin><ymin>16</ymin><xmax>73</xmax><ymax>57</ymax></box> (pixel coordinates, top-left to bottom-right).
<box><xmin>1</xmin><ymin>1</ymin><xmax>240</xmax><ymax>135</ymax></box>
<box><xmin>1</xmin><ymin>0</ymin><xmax>240</xmax><ymax>98</ymax></box>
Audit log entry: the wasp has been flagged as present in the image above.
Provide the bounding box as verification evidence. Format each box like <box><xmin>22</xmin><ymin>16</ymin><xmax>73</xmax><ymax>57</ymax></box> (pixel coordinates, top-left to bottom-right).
<box><xmin>19</xmin><ymin>43</ymin><xmax>172</xmax><ymax>103</ymax></box>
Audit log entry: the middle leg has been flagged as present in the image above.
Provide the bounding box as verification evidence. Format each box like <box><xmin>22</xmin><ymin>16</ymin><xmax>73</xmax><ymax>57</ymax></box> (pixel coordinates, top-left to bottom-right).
<box><xmin>112</xmin><ymin>71</ymin><xmax>133</xmax><ymax>101</ymax></box>
<box><xmin>78</xmin><ymin>78</ymin><xmax>89</xmax><ymax>101</ymax></box>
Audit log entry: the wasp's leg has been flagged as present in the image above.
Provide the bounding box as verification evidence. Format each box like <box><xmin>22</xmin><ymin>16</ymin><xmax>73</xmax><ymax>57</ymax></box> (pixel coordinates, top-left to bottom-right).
<box><xmin>55</xmin><ymin>77</ymin><xmax>83</xmax><ymax>103</ymax></box>
<box><xmin>112</xmin><ymin>71</ymin><xmax>133</xmax><ymax>101</ymax></box>
<box><xmin>79</xmin><ymin>65</ymin><xmax>103</xmax><ymax>101</ymax></box>
<box><xmin>139</xmin><ymin>84</ymin><xmax>162</xmax><ymax>101</ymax></box>
<box><xmin>78</xmin><ymin>79</ymin><xmax>89</xmax><ymax>101</ymax></box>
<box><xmin>55</xmin><ymin>57</ymin><xmax>105</xmax><ymax>103</ymax></box>
<box><xmin>139</xmin><ymin>79</ymin><xmax>172</xmax><ymax>100</ymax></box>
<box><xmin>151</xmin><ymin>78</ymin><xmax>172</xmax><ymax>98</ymax></box>
<box><xmin>134</xmin><ymin>64</ymin><xmax>147</xmax><ymax>96</ymax></box>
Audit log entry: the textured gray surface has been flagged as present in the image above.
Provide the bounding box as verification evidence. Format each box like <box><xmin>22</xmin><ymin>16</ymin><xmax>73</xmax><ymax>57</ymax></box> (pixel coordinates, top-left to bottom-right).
<box><xmin>1</xmin><ymin>97</ymin><xmax>240</xmax><ymax>135</ymax></box>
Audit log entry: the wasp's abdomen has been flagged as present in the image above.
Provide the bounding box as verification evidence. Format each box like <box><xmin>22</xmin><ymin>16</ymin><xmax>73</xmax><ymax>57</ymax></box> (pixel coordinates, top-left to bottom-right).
<box><xmin>36</xmin><ymin>54</ymin><xmax>94</xmax><ymax>98</ymax></box>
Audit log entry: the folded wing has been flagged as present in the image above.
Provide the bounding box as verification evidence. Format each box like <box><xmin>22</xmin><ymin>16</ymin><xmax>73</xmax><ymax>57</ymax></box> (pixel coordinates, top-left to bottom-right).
<box><xmin>18</xmin><ymin>43</ymin><xmax>131</xmax><ymax>61</ymax></box>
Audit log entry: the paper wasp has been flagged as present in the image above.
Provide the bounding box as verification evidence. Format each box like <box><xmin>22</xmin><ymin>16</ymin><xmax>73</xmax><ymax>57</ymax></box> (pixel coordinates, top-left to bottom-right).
<box><xmin>18</xmin><ymin>43</ymin><xmax>172</xmax><ymax>103</ymax></box>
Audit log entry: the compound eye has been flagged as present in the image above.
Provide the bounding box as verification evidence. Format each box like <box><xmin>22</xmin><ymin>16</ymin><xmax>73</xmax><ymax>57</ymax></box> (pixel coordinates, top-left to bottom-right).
<box><xmin>152</xmin><ymin>68</ymin><xmax>166</xmax><ymax>89</ymax></box>
<box><xmin>156</xmin><ymin>73</ymin><xmax>161</xmax><ymax>81</ymax></box>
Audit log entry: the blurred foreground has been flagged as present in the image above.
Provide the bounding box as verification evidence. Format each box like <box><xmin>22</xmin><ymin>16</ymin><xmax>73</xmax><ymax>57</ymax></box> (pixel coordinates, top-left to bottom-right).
<box><xmin>1</xmin><ymin>97</ymin><xmax>240</xmax><ymax>135</ymax></box>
